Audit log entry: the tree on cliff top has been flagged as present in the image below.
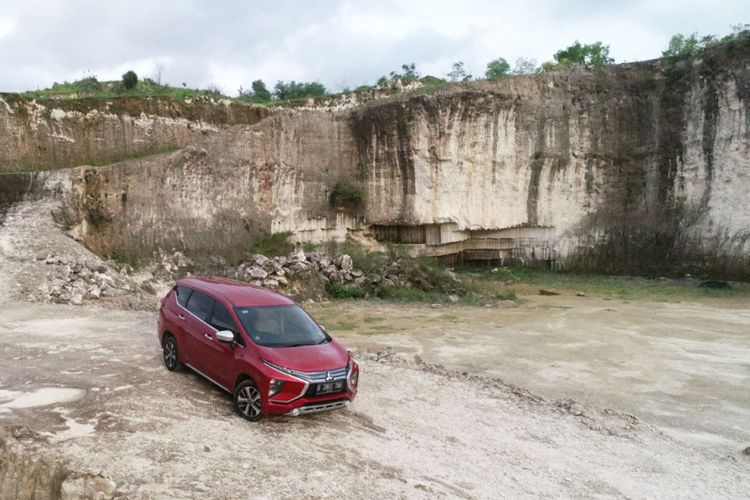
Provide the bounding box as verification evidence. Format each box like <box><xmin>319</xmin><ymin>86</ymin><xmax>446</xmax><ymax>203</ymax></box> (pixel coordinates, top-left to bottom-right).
<box><xmin>447</xmin><ymin>61</ymin><xmax>472</xmax><ymax>82</ymax></box>
<box><xmin>121</xmin><ymin>70</ymin><xmax>138</xmax><ymax>90</ymax></box>
<box><xmin>251</xmin><ymin>80</ymin><xmax>272</xmax><ymax>100</ymax></box>
<box><xmin>273</xmin><ymin>80</ymin><xmax>326</xmax><ymax>100</ymax></box>
<box><xmin>511</xmin><ymin>57</ymin><xmax>539</xmax><ymax>75</ymax></box>
<box><xmin>662</xmin><ymin>25</ymin><xmax>750</xmax><ymax>58</ymax></box>
<box><xmin>485</xmin><ymin>57</ymin><xmax>510</xmax><ymax>80</ymax></box>
<box><xmin>542</xmin><ymin>41</ymin><xmax>613</xmax><ymax>71</ymax></box>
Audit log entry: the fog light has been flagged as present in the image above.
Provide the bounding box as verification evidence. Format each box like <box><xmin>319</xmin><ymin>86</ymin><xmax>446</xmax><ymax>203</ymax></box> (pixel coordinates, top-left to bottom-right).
<box><xmin>290</xmin><ymin>408</ymin><xmax>300</xmax><ymax>416</ymax></box>
<box><xmin>269</xmin><ymin>379</ymin><xmax>284</xmax><ymax>397</ymax></box>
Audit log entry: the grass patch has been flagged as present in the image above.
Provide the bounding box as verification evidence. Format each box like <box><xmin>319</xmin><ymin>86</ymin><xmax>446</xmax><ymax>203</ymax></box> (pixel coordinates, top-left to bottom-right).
<box><xmin>378</xmin><ymin>286</ymin><xmax>441</xmax><ymax>303</ymax></box>
<box><xmin>326</xmin><ymin>283</ymin><xmax>367</xmax><ymax>299</ymax></box>
<box><xmin>363</xmin><ymin>316</ymin><xmax>386</xmax><ymax>323</ymax></box>
<box><xmin>456</xmin><ymin>265</ymin><xmax>750</xmax><ymax>302</ymax></box>
<box><xmin>248</xmin><ymin>231</ymin><xmax>293</xmax><ymax>257</ymax></box>
<box><xmin>324</xmin><ymin>321</ymin><xmax>358</xmax><ymax>331</ymax></box>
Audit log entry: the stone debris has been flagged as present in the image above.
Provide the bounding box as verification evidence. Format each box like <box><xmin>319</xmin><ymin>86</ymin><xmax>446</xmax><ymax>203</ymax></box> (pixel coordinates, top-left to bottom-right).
<box><xmin>36</xmin><ymin>254</ymin><xmax>130</xmax><ymax>305</ymax></box>
<box><xmin>234</xmin><ymin>250</ymin><xmax>425</xmax><ymax>292</ymax></box>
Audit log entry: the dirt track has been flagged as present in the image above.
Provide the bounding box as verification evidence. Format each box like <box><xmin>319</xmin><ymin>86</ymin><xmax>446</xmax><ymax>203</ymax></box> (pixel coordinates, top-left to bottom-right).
<box><xmin>1</xmin><ymin>201</ymin><xmax>750</xmax><ymax>498</ymax></box>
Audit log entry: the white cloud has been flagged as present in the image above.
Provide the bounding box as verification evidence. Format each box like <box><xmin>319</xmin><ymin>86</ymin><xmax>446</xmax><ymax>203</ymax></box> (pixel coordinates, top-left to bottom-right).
<box><xmin>0</xmin><ymin>0</ymin><xmax>746</xmax><ymax>94</ymax></box>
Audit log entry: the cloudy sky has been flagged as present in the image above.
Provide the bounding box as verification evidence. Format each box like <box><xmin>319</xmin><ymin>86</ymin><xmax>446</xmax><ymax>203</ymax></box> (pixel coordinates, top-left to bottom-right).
<box><xmin>0</xmin><ymin>0</ymin><xmax>746</xmax><ymax>95</ymax></box>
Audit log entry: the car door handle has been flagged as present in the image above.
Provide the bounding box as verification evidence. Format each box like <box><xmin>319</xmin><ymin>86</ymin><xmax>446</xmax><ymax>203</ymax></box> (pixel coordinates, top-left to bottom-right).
<box><xmin>204</xmin><ymin>334</ymin><xmax>214</xmax><ymax>341</ymax></box>
<box><xmin>178</xmin><ymin>314</ymin><xmax>186</xmax><ymax>320</ymax></box>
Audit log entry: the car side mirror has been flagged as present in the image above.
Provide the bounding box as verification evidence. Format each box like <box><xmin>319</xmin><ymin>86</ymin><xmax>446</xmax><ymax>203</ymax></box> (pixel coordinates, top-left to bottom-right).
<box><xmin>216</xmin><ymin>330</ymin><xmax>235</xmax><ymax>343</ymax></box>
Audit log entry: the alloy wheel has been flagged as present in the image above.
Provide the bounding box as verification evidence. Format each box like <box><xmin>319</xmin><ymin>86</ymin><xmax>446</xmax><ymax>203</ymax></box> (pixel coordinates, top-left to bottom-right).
<box><xmin>164</xmin><ymin>339</ymin><xmax>178</xmax><ymax>370</ymax></box>
<box><xmin>236</xmin><ymin>385</ymin><xmax>262</xmax><ymax>418</ymax></box>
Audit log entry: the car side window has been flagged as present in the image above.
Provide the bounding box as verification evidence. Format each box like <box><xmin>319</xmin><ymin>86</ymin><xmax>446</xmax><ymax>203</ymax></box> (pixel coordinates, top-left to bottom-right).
<box><xmin>176</xmin><ymin>286</ymin><xmax>193</xmax><ymax>307</ymax></box>
<box><xmin>210</xmin><ymin>301</ymin><xmax>237</xmax><ymax>334</ymax></box>
<box><xmin>185</xmin><ymin>291</ymin><xmax>214</xmax><ymax>322</ymax></box>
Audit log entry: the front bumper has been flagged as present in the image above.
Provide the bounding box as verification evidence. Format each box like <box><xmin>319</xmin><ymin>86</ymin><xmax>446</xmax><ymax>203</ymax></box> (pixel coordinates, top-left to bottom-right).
<box><xmin>265</xmin><ymin>392</ymin><xmax>355</xmax><ymax>416</ymax></box>
<box><xmin>260</xmin><ymin>360</ymin><xmax>359</xmax><ymax>416</ymax></box>
<box><xmin>286</xmin><ymin>398</ymin><xmax>350</xmax><ymax>416</ymax></box>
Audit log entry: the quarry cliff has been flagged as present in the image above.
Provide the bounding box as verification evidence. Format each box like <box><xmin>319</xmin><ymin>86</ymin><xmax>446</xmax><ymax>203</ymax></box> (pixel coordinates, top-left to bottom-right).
<box><xmin>1</xmin><ymin>36</ymin><xmax>749</xmax><ymax>279</ymax></box>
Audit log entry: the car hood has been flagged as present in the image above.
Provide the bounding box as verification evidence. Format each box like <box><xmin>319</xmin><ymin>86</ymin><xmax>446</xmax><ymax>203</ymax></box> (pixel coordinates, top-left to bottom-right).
<box><xmin>257</xmin><ymin>340</ymin><xmax>349</xmax><ymax>372</ymax></box>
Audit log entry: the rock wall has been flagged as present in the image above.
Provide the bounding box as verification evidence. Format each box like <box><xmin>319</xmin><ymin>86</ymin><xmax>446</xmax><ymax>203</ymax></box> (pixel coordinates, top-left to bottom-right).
<box><xmin>51</xmin><ymin>110</ymin><xmax>360</xmax><ymax>262</ymax></box>
<box><xmin>352</xmin><ymin>38</ymin><xmax>750</xmax><ymax>277</ymax></box>
<box><xmin>3</xmin><ymin>36</ymin><xmax>749</xmax><ymax>278</ymax></box>
<box><xmin>0</xmin><ymin>94</ymin><xmax>269</xmax><ymax>172</ymax></box>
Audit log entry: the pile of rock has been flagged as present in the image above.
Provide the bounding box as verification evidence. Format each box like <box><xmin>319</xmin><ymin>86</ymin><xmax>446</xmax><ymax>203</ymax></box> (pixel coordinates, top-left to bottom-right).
<box><xmin>37</xmin><ymin>255</ymin><xmax>129</xmax><ymax>305</ymax></box>
<box><xmin>235</xmin><ymin>249</ymin><xmax>461</xmax><ymax>296</ymax></box>
<box><xmin>235</xmin><ymin>250</ymin><xmax>364</xmax><ymax>289</ymax></box>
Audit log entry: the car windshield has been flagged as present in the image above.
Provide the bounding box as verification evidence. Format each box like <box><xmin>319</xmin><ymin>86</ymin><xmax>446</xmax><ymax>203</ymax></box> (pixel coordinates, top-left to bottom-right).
<box><xmin>234</xmin><ymin>304</ymin><xmax>328</xmax><ymax>348</ymax></box>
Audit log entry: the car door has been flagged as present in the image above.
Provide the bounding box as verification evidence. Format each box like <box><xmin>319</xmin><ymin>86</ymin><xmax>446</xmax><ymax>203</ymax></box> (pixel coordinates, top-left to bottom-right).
<box><xmin>169</xmin><ymin>285</ymin><xmax>195</xmax><ymax>363</ymax></box>
<box><xmin>183</xmin><ymin>290</ymin><xmax>217</xmax><ymax>377</ymax></box>
<box><xmin>204</xmin><ymin>300</ymin><xmax>241</xmax><ymax>389</ymax></box>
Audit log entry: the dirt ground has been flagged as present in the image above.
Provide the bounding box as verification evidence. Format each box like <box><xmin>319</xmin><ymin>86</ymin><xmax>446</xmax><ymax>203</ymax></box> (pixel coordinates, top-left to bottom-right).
<box><xmin>1</xmin><ymin>201</ymin><xmax>749</xmax><ymax>498</ymax></box>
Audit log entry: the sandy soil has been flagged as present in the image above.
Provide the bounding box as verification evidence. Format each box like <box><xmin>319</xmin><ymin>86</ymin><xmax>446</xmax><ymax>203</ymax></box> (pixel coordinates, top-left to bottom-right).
<box><xmin>313</xmin><ymin>297</ymin><xmax>750</xmax><ymax>453</ymax></box>
<box><xmin>1</xmin><ymin>200</ymin><xmax>749</xmax><ymax>498</ymax></box>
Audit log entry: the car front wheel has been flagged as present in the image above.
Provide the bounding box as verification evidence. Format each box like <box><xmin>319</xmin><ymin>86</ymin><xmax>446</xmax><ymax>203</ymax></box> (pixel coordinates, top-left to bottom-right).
<box><xmin>163</xmin><ymin>335</ymin><xmax>182</xmax><ymax>372</ymax></box>
<box><xmin>235</xmin><ymin>379</ymin><xmax>264</xmax><ymax>422</ymax></box>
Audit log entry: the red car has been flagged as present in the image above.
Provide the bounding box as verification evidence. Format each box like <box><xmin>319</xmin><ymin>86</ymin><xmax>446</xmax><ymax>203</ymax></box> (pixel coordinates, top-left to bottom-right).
<box><xmin>157</xmin><ymin>277</ymin><xmax>359</xmax><ymax>421</ymax></box>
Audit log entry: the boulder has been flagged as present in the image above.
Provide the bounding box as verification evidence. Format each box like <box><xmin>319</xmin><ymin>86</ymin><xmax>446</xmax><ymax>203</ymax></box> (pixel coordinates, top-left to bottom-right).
<box><xmin>251</xmin><ymin>254</ymin><xmax>270</xmax><ymax>267</ymax></box>
<box><xmin>290</xmin><ymin>250</ymin><xmax>307</xmax><ymax>263</ymax></box>
<box><xmin>335</xmin><ymin>254</ymin><xmax>354</xmax><ymax>272</ymax></box>
<box><xmin>246</xmin><ymin>266</ymin><xmax>269</xmax><ymax>280</ymax></box>
<box><xmin>262</xmin><ymin>278</ymin><xmax>280</xmax><ymax>288</ymax></box>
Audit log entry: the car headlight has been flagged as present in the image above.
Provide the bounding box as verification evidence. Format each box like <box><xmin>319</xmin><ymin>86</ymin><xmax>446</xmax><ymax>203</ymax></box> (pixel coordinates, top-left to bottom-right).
<box><xmin>269</xmin><ymin>379</ymin><xmax>284</xmax><ymax>397</ymax></box>
<box><xmin>347</xmin><ymin>359</ymin><xmax>359</xmax><ymax>390</ymax></box>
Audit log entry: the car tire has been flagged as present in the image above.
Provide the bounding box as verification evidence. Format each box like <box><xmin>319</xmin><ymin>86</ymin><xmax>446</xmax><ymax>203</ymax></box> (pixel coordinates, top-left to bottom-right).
<box><xmin>163</xmin><ymin>335</ymin><xmax>182</xmax><ymax>372</ymax></box>
<box><xmin>235</xmin><ymin>379</ymin><xmax>264</xmax><ymax>422</ymax></box>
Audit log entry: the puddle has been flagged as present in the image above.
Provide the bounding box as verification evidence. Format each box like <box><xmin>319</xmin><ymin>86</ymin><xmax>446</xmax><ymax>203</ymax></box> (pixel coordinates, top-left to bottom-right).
<box><xmin>0</xmin><ymin>387</ymin><xmax>86</xmax><ymax>409</ymax></box>
<box><xmin>45</xmin><ymin>417</ymin><xmax>96</xmax><ymax>442</ymax></box>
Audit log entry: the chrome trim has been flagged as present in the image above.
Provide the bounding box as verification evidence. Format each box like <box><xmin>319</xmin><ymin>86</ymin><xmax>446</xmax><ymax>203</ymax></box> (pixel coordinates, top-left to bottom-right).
<box><xmin>264</xmin><ymin>360</ymin><xmax>347</xmax><ymax>383</ymax></box>
<box><xmin>263</xmin><ymin>361</ymin><xmax>310</xmax><ymax>404</ymax></box>
<box><xmin>288</xmin><ymin>400</ymin><xmax>349</xmax><ymax>416</ymax></box>
<box><xmin>185</xmin><ymin>363</ymin><xmax>232</xmax><ymax>393</ymax></box>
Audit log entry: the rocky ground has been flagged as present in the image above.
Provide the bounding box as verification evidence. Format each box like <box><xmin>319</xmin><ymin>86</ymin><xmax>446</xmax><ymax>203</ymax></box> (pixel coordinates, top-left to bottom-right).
<box><xmin>1</xmin><ymin>199</ymin><xmax>749</xmax><ymax>498</ymax></box>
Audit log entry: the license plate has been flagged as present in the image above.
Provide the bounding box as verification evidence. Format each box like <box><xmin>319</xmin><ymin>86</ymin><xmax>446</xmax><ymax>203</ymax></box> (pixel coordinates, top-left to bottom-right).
<box><xmin>316</xmin><ymin>380</ymin><xmax>344</xmax><ymax>395</ymax></box>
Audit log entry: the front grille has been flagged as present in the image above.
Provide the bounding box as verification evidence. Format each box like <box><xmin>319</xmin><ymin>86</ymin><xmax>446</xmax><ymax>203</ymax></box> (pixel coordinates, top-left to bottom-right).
<box><xmin>287</xmin><ymin>366</ymin><xmax>348</xmax><ymax>383</ymax></box>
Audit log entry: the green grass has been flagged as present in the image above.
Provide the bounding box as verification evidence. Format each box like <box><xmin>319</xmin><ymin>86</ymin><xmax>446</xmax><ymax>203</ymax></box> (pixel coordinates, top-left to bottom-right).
<box><xmin>248</xmin><ymin>231</ymin><xmax>293</xmax><ymax>257</ymax></box>
<box><xmin>363</xmin><ymin>316</ymin><xmax>386</xmax><ymax>323</ymax></box>
<box><xmin>327</xmin><ymin>283</ymin><xmax>367</xmax><ymax>299</ymax></box>
<box><xmin>456</xmin><ymin>266</ymin><xmax>750</xmax><ymax>302</ymax></box>
<box><xmin>324</xmin><ymin>321</ymin><xmax>358</xmax><ymax>331</ymax></box>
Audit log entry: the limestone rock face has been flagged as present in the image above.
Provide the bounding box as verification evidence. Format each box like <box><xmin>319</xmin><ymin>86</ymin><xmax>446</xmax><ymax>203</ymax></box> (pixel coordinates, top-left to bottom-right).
<box><xmin>0</xmin><ymin>95</ymin><xmax>269</xmax><ymax>172</ymax></box>
<box><xmin>2</xmin><ymin>37</ymin><xmax>749</xmax><ymax>278</ymax></box>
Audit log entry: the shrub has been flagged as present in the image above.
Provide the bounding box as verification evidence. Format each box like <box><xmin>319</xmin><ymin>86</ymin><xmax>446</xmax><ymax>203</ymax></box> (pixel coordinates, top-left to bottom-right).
<box><xmin>122</xmin><ymin>70</ymin><xmax>138</xmax><ymax>90</ymax></box>
<box><xmin>248</xmin><ymin>231</ymin><xmax>293</xmax><ymax>257</ymax></box>
<box><xmin>329</xmin><ymin>181</ymin><xmax>365</xmax><ymax>209</ymax></box>
<box><xmin>326</xmin><ymin>283</ymin><xmax>367</xmax><ymax>299</ymax></box>
<box><xmin>72</xmin><ymin>76</ymin><xmax>102</xmax><ymax>91</ymax></box>
<box><xmin>485</xmin><ymin>58</ymin><xmax>510</xmax><ymax>80</ymax></box>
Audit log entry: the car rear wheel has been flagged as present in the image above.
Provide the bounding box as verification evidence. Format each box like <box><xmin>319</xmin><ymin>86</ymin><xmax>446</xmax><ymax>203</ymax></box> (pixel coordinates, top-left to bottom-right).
<box><xmin>235</xmin><ymin>379</ymin><xmax>264</xmax><ymax>422</ymax></box>
<box><xmin>163</xmin><ymin>335</ymin><xmax>181</xmax><ymax>372</ymax></box>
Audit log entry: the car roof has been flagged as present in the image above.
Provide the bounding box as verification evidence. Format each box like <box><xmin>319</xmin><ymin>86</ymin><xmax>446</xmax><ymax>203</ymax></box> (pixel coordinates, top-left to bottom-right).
<box><xmin>177</xmin><ymin>276</ymin><xmax>295</xmax><ymax>308</ymax></box>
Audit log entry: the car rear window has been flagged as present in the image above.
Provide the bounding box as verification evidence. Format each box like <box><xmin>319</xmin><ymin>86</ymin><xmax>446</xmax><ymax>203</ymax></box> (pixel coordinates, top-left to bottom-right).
<box><xmin>185</xmin><ymin>291</ymin><xmax>214</xmax><ymax>322</ymax></box>
<box><xmin>176</xmin><ymin>286</ymin><xmax>193</xmax><ymax>307</ymax></box>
